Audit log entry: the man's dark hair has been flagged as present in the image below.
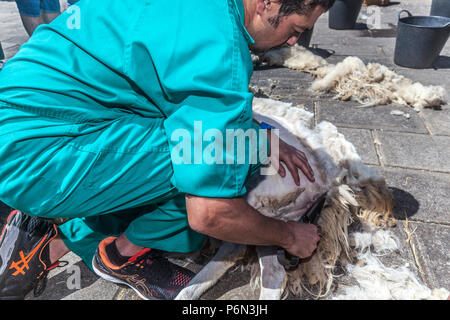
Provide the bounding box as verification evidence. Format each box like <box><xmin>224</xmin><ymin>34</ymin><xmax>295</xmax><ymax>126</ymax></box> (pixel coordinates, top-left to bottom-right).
<box><xmin>268</xmin><ymin>0</ymin><xmax>336</xmax><ymax>28</ymax></box>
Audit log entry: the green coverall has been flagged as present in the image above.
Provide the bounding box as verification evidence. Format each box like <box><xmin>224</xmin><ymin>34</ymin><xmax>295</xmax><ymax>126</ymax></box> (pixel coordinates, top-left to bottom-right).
<box><xmin>0</xmin><ymin>0</ymin><xmax>266</xmax><ymax>269</ymax></box>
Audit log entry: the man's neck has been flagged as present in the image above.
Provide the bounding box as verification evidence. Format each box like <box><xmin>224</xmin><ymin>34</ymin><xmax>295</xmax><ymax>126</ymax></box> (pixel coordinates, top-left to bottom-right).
<box><xmin>242</xmin><ymin>0</ymin><xmax>256</xmax><ymax>30</ymax></box>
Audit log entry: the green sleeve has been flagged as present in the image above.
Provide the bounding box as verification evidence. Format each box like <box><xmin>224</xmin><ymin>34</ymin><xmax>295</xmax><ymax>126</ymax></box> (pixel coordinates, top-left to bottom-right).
<box><xmin>124</xmin><ymin>0</ymin><xmax>267</xmax><ymax>197</ymax></box>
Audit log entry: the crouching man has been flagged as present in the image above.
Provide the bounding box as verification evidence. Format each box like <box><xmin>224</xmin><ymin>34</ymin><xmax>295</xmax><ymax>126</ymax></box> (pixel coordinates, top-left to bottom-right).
<box><xmin>0</xmin><ymin>0</ymin><xmax>333</xmax><ymax>300</ymax></box>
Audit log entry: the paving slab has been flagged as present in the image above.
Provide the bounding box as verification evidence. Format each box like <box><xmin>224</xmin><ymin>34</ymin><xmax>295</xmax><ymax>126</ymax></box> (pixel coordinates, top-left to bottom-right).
<box><xmin>61</xmin><ymin>278</ymin><xmax>119</xmax><ymax>300</ymax></box>
<box><xmin>250</xmin><ymin>67</ymin><xmax>318</xmax><ymax>113</ymax></box>
<box><xmin>337</xmin><ymin>127</ymin><xmax>379</xmax><ymax>165</ymax></box>
<box><xmin>377</xmin><ymin>223</ymin><xmax>423</xmax><ymax>280</ymax></box>
<box><xmin>316</xmin><ymin>99</ymin><xmax>428</xmax><ymax>134</ymax></box>
<box><xmin>369</xmin><ymin>166</ymin><xmax>450</xmax><ymax>224</ymax></box>
<box><xmin>3</xmin><ymin>44</ymin><xmax>21</xmax><ymax>59</ymax></box>
<box><xmin>420</xmin><ymin>104</ymin><xmax>450</xmax><ymax>136</ymax></box>
<box><xmin>407</xmin><ymin>221</ymin><xmax>450</xmax><ymax>290</ymax></box>
<box><xmin>202</xmin><ymin>268</ymin><xmax>256</xmax><ymax>300</ymax></box>
<box><xmin>280</xmin><ymin>94</ymin><xmax>317</xmax><ymax>114</ymax></box>
<box><xmin>251</xmin><ymin>66</ymin><xmax>315</xmax><ymax>92</ymax></box>
<box><xmin>0</xmin><ymin>1</ymin><xmax>27</xmax><ymax>59</ymax></box>
<box><xmin>312</xmin><ymin>32</ymin><xmax>397</xmax><ymax>59</ymax></box>
<box><xmin>25</xmin><ymin>252</ymin><xmax>106</xmax><ymax>300</ymax></box>
<box><xmin>2</xmin><ymin>34</ymin><xmax>28</xmax><ymax>48</ymax></box>
<box><xmin>374</xmin><ymin>131</ymin><xmax>450</xmax><ymax>172</ymax></box>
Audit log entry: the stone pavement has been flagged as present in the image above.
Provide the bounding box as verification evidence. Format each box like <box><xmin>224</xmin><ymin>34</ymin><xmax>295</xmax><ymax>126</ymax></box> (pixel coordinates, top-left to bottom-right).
<box><xmin>0</xmin><ymin>0</ymin><xmax>448</xmax><ymax>300</ymax></box>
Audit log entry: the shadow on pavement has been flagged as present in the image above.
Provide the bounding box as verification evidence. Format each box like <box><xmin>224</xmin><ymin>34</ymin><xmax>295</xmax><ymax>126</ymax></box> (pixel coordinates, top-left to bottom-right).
<box><xmin>307</xmin><ymin>47</ymin><xmax>335</xmax><ymax>59</ymax></box>
<box><xmin>389</xmin><ymin>187</ymin><xmax>420</xmax><ymax>220</ymax></box>
<box><xmin>433</xmin><ymin>56</ymin><xmax>450</xmax><ymax>70</ymax></box>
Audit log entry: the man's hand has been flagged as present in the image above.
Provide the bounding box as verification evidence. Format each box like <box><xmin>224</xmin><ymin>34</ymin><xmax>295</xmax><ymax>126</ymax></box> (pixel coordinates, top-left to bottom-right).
<box><xmin>267</xmin><ymin>129</ymin><xmax>315</xmax><ymax>186</ymax></box>
<box><xmin>278</xmin><ymin>137</ymin><xmax>315</xmax><ymax>186</ymax></box>
<box><xmin>284</xmin><ymin>221</ymin><xmax>320</xmax><ymax>259</ymax></box>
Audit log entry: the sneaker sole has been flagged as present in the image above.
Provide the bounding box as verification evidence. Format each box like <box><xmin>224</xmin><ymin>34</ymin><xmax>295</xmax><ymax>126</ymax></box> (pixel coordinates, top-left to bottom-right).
<box><xmin>91</xmin><ymin>256</ymin><xmax>160</xmax><ymax>301</ymax></box>
<box><xmin>0</xmin><ymin>210</ymin><xmax>19</xmax><ymax>243</ymax></box>
<box><xmin>0</xmin><ymin>210</ymin><xmax>20</xmax><ymax>285</ymax></box>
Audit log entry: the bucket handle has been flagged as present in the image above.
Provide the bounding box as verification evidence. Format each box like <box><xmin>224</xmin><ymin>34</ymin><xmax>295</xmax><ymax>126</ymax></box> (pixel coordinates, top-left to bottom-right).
<box><xmin>398</xmin><ymin>10</ymin><xmax>412</xmax><ymax>20</ymax></box>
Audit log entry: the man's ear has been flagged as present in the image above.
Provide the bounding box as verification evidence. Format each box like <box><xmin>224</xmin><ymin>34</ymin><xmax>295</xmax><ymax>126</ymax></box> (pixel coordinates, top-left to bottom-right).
<box><xmin>255</xmin><ymin>0</ymin><xmax>272</xmax><ymax>14</ymax></box>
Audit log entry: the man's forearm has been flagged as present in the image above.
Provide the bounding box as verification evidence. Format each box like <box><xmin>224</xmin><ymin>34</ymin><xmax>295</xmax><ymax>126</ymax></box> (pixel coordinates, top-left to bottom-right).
<box><xmin>186</xmin><ymin>195</ymin><xmax>293</xmax><ymax>249</ymax></box>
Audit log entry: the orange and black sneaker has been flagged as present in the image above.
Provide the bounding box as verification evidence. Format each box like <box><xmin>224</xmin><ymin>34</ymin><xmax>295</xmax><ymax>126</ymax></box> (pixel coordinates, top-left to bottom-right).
<box><xmin>92</xmin><ymin>237</ymin><xmax>195</xmax><ymax>300</ymax></box>
<box><xmin>0</xmin><ymin>210</ymin><xmax>60</xmax><ymax>299</ymax></box>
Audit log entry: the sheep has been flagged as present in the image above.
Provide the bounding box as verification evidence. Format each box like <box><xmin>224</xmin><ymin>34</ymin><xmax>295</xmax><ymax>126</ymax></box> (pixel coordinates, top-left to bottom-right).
<box><xmin>175</xmin><ymin>97</ymin><xmax>449</xmax><ymax>300</ymax></box>
<box><xmin>176</xmin><ymin>97</ymin><xmax>437</xmax><ymax>300</ymax></box>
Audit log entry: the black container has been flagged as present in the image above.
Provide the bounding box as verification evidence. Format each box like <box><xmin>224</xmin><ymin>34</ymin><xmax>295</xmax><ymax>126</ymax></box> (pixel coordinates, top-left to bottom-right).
<box><xmin>394</xmin><ymin>10</ymin><xmax>450</xmax><ymax>69</ymax></box>
<box><xmin>430</xmin><ymin>0</ymin><xmax>450</xmax><ymax>18</ymax></box>
<box><xmin>297</xmin><ymin>27</ymin><xmax>314</xmax><ymax>47</ymax></box>
<box><xmin>329</xmin><ymin>0</ymin><xmax>364</xmax><ymax>30</ymax></box>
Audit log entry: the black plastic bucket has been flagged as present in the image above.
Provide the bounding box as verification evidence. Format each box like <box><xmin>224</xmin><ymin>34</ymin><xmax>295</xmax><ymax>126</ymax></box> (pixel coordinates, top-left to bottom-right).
<box><xmin>329</xmin><ymin>0</ymin><xmax>364</xmax><ymax>30</ymax></box>
<box><xmin>394</xmin><ymin>10</ymin><xmax>450</xmax><ymax>69</ymax></box>
<box><xmin>297</xmin><ymin>27</ymin><xmax>314</xmax><ymax>47</ymax></box>
<box><xmin>430</xmin><ymin>0</ymin><xmax>450</xmax><ymax>18</ymax></box>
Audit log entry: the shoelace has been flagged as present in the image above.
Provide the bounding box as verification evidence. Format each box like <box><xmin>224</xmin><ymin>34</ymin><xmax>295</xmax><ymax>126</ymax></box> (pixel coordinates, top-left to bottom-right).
<box><xmin>33</xmin><ymin>260</ymin><xmax>69</xmax><ymax>297</ymax></box>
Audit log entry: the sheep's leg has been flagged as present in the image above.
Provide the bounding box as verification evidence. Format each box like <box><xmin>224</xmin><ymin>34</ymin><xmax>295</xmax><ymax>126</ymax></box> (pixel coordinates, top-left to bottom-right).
<box><xmin>175</xmin><ymin>242</ymin><xmax>246</xmax><ymax>300</ymax></box>
<box><xmin>256</xmin><ymin>246</ymin><xmax>287</xmax><ymax>300</ymax></box>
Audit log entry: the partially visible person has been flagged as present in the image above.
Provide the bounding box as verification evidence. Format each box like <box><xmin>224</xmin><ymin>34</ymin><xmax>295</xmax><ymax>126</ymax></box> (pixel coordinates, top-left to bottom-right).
<box><xmin>15</xmin><ymin>0</ymin><xmax>62</xmax><ymax>36</ymax></box>
<box><xmin>0</xmin><ymin>0</ymin><xmax>330</xmax><ymax>300</ymax></box>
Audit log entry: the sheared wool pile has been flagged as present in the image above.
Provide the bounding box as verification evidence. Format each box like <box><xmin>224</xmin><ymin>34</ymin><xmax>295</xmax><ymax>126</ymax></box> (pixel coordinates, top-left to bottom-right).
<box><xmin>262</xmin><ymin>45</ymin><xmax>446</xmax><ymax>111</ymax></box>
